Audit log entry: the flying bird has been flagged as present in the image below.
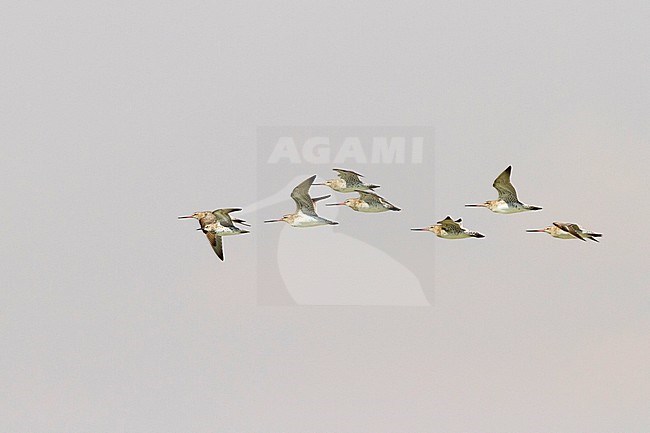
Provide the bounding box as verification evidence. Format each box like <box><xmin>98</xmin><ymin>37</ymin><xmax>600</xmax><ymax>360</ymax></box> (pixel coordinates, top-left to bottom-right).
<box><xmin>527</xmin><ymin>222</ymin><xmax>602</xmax><ymax>242</ymax></box>
<box><xmin>466</xmin><ymin>165</ymin><xmax>542</xmax><ymax>213</ymax></box>
<box><xmin>314</xmin><ymin>168</ymin><xmax>380</xmax><ymax>193</ymax></box>
<box><xmin>264</xmin><ymin>175</ymin><xmax>338</xmax><ymax>227</ymax></box>
<box><xmin>178</xmin><ymin>208</ymin><xmax>250</xmax><ymax>260</ymax></box>
<box><xmin>411</xmin><ymin>216</ymin><xmax>485</xmax><ymax>239</ymax></box>
<box><xmin>326</xmin><ymin>190</ymin><xmax>401</xmax><ymax>212</ymax></box>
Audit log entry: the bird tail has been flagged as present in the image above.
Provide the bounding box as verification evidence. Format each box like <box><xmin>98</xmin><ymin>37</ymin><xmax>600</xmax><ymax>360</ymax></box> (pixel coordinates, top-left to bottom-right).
<box><xmin>388</xmin><ymin>204</ymin><xmax>401</xmax><ymax>211</ymax></box>
<box><xmin>524</xmin><ymin>205</ymin><xmax>543</xmax><ymax>211</ymax></box>
<box><xmin>586</xmin><ymin>232</ymin><xmax>602</xmax><ymax>242</ymax></box>
<box><xmin>367</xmin><ymin>184</ymin><xmax>380</xmax><ymax>190</ymax></box>
<box><xmin>468</xmin><ymin>231</ymin><xmax>485</xmax><ymax>238</ymax></box>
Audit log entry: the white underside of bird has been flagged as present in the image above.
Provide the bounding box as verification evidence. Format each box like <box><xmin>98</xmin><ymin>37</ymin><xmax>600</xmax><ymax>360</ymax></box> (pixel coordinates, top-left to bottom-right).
<box><xmin>491</xmin><ymin>201</ymin><xmax>528</xmax><ymax>214</ymax></box>
<box><xmin>290</xmin><ymin>211</ymin><xmax>337</xmax><ymax>227</ymax></box>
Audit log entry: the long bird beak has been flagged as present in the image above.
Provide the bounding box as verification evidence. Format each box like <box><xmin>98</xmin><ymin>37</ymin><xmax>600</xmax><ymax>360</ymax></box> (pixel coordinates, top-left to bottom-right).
<box><xmin>263</xmin><ymin>219</ymin><xmax>282</xmax><ymax>223</ymax></box>
<box><xmin>464</xmin><ymin>203</ymin><xmax>486</xmax><ymax>207</ymax></box>
<box><xmin>526</xmin><ymin>228</ymin><xmax>545</xmax><ymax>233</ymax></box>
<box><xmin>178</xmin><ymin>215</ymin><xmax>194</xmax><ymax>219</ymax></box>
<box><xmin>325</xmin><ymin>202</ymin><xmax>346</xmax><ymax>206</ymax></box>
<box><xmin>313</xmin><ymin>183</ymin><xmax>325</xmax><ymax>186</ymax></box>
<box><xmin>410</xmin><ymin>228</ymin><xmax>428</xmax><ymax>231</ymax></box>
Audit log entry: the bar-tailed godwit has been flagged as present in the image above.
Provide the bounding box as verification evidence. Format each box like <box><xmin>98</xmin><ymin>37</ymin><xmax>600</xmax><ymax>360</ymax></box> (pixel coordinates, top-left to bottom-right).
<box><xmin>527</xmin><ymin>222</ymin><xmax>602</xmax><ymax>242</ymax></box>
<box><xmin>411</xmin><ymin>216</ymin><xmax>485</xmax><ymax>239</ymax></box>
<box><xmin>466</xmin><ymin>165</ymin><xmax>542</xmax><ymax>213</ymax></box>
<box><xmin>326</xmin><ymin>190</ymin><xmax>401</xmax><ymax>212</ymax></box>
<box><xmin>314</xmin><ymin>168</ymin><xmax>380</xmax><ymax>193</ymax></box>
<box><xmin>264</xmin><ymin>175</ymin><xmax>338</xmax><ymax>227</ymax></box>
<box><xmin>178</xmin><ymin>208</ymin><xmax>250</xmax><ymax>260</ymax></box>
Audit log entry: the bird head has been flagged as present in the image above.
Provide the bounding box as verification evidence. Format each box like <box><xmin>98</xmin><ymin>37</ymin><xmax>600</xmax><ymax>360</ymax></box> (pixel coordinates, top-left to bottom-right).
<box><xmin>178</xmin><ymin>211</ymin><xmax>210</xmax><ymax>220</ymax></box>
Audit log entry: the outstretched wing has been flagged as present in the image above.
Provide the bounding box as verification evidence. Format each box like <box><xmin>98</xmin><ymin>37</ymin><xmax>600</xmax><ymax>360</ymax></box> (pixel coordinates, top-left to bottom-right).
<box><xmin>437</xmin><ymin>216</ymin><xmax>462</xmax><ymax>231</ymax></box>
<box><xmin>212</xmin><ymin>208</ymin><xmax>242</xmax><ymax>227</ymax></box>
<box><xmin>492</xmin><ymin>166</ymin><xmax>519</xmax><ymax>202</ymax></box>
<box><xmin>357</xmin><ymin>190</ymin><xmax>383</xmax><ymax>205</ymax></box>
<box><xmin>205</xmin><ymin>232</ymin><xmax>224</xmax><ymax>260</ymax></box>
<box><xmin>291</xmin><ymin>175</ymin><xmax>317</xmax><ymax>215</ymax></box>
<box><xmin>334</xmin><ymin>168</ymin><xmax>363</xmax><ymax>185</ymax></box>
<box><xmin>357</xmin><ymin>190</ymin><xmax>400</xmax><ymax>210</ymax></box>
<box><xmin>553</xmin><ymin>222</ymin><xmax>586</xmax><ymax>241</ymax></box>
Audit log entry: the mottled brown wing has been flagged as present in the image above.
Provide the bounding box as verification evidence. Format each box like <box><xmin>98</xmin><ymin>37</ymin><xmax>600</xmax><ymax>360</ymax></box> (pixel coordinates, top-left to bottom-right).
<box><xmin>492</xmin><ymin>166</ymin><xmax>519</xmax><ymax>202</ymax></box>
<box><xmin>357</xmin><ymin>190</ymin><xmax>383</xmax><ymax>205</ymax></box>
<box><xmin>334</xmin><ymin>168</ymin><xmax>363</xmax><ymax>185</ymax></box>
<box><xmin>206</xmin><ymin>232</ymin><xmax>225</xmax><ymax>260</ymax></box>
<box><xmin>212</xmin><ymin>208</ymin><xmax>242</xmax><ymax>227</ymax></box>
<box><xmin>553</xmin><ymin>222</ymin><xmax>586</xmax><ymax>241</ymax></box>
<box><xmin>437</xmin><ymin>216</ymin><xmax>462</xmax><ymax>230</ymax></box>
<box><xmin>291</xmin><ymin>175</ymin><xmax>317</xmax><ymax>215</ymax></box>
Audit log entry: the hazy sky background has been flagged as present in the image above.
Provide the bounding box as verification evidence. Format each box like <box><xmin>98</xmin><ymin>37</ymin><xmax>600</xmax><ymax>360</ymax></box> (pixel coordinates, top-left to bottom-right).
<box><xmin>2</xmin><ymin>1</ymin><xmax>649</xmax><ymax>432</ymax></box>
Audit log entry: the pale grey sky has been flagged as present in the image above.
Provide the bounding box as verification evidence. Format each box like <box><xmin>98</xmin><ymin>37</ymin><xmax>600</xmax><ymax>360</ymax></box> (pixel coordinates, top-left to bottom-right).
<box><xmin>1</xmin><ymin>1</ymin><xmax>649</xmax><ymax>432</ymax></box>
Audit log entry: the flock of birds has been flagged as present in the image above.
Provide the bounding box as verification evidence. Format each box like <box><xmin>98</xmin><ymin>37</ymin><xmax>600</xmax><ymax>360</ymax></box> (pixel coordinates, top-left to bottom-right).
<box><xmin>179</xmin><ymin>166</ymin><xmax>602</xmax><ymax>261</ymax></box>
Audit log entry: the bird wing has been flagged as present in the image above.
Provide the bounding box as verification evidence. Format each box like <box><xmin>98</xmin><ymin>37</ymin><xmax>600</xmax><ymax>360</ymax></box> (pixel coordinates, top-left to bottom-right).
<box><xmin>206</xmin><ymin>232</ymin><xmax>224</xmax><ymax>260</ymax></box>
<box><xmin>437</xmin><ymin>216</ymin><xmax>462</xmax><ymax>231</ymax></box>
<box><xmin>492</xmin><ymin>166</ymin><xmax>519</xmax><ymax>202</ymax></box>
<box><xmin>291</xmin><ymin>175</ymin><xmax>317</xmax><ymax>215</ymax></box>
<box><xmin>553</xmin><ymin>222</ymin><xmax>586</xmax><ymax>241</ymax></box>
<box><xmin>311</xmin><ymin>195</ymin><xmax>331</xmax><ymax>203</ymax></box>
<box><xmin>212</xmin><ymin>208</ymin><xmax>242</xmax><ymax>227</ymax></box>
<box><xmin>357</xmin><ymin>190</ymin><xmax>383</xmax><ymax>205</ymax></box>
<box><xmin>334</xmin><ymin>168</ymin><xmax>363</xmax><ymax>185</ymax></box>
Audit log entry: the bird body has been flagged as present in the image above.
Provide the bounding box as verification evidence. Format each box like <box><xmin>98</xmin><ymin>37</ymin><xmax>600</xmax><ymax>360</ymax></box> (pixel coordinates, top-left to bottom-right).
<box><xmin>527</xmin><ymin>222</ymin><xmax>602</xmax><ymax>242</ymax></box>
<box><xmin>280</xmin><ymin>210</ymin><xmax>335</xmax><ymax>227</ymax></box>
<box><xmin>201</xmin><ymin>222</ymin><xmax>248</xmax><ymax>237</ymax></box>
<box><xmin>411</xmin><ymin>216</ymin><xmax>485</xmax><ymax>239</ymax></box>
<box><xmin>466</xmin><ymin>166</ymin><xmax>542</xmax><ymax>213</ymax></box>
<box><xmin>178</xmin><ymin>208</ymin><xmax>250</xmax><ymax>260</ymax></box>
<box><xmin>326</xmin><ymin>191</ymin><xmax>401</xmax><ymax>213</ymax></box>
<box><xmin>473</xmin><ymin>199</ymin><xmax>538</xmax><ymax>214</ymax></box>
<box><xmin>264</xmin><ymin>175</ymin><xmax>338</xmax><ymax>227</ymax></box>
<box><xmin>315</xmin><ymin>168</ymin><xmax>380</xmax><ymax>193</ymax></box>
